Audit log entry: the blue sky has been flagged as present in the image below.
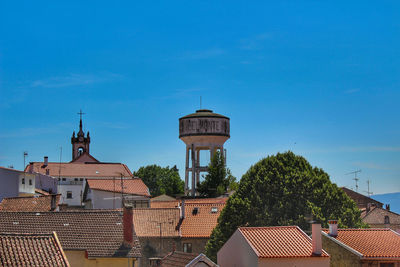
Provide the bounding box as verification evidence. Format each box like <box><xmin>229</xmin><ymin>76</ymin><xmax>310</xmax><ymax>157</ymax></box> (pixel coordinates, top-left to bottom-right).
<box><xmin>0</xmin><ymin>1</ymin><xmax>399</xmax><ymax>194</ymax></box>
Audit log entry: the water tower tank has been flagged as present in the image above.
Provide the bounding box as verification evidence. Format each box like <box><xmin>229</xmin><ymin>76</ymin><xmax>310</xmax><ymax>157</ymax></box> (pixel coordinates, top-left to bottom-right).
<box><xmin>179</xmin><ymin>109</ymin><xmax>230</xmax><ymax>196</ymax></box>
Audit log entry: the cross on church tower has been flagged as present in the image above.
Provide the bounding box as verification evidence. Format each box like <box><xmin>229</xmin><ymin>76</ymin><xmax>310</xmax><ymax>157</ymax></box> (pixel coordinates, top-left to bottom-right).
<box><xmin>71</xmin><ymin>109</ymin><xmax>90</xmax><ymax>160</ymax></box>
<box><xmin>77</xmin><ymin>109</ymin><xmax>86</xmax><ymax>121</ymax></box>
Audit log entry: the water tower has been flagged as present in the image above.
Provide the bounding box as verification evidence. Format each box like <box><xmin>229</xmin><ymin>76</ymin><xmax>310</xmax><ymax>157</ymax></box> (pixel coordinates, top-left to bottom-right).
<box><xmin>179</xmin><ymin>109</ymin><xmax>230</xmax><ymax>196</ymax></box>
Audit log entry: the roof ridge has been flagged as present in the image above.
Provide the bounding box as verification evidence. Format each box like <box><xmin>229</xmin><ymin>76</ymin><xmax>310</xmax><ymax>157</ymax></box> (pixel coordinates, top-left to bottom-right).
<box><xmin>1</xmin><ymin>194</ymin><xmax>60</xmax><ymax>200</ymax></box>
<box><xmin>0</xmin><ymin>232</ymin><xmax>55</xmax><ymax>236</ymax></box>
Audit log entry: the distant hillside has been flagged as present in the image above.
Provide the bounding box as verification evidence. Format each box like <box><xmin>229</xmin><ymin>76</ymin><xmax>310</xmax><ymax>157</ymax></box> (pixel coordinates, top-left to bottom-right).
<box><xmin>371</xmin><ymin>192</ymin><xmax>400</xmax><ymax>214</ymax></box>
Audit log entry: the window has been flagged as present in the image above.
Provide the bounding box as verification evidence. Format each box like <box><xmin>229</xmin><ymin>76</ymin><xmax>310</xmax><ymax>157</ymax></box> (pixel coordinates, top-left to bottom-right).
<box><xmin>74</xmin><ymin>178</ymin><xmax>78</xmax><ymax>181</ymax></box>
<box><xmin>78</xmin><ymin>147</ymin><xmax>84</xmax><ymax>156</ymax></box>
<box><xmin>380</xmin><ymin>263</ymin><xmax>394</xmax><ymax>267</ymax></box>
<box><xmin>183</xmin><ymin>243</ymin><xmax>192</xmax><ymax>253</ymax></box>
<box><xmin>66</xmin><ymin>191</ymin><xmax>72</xmax><ymax>199</ymax></box>
<box><xmin>29</xmin><ymin>179</ymin><xmax>32</xmax><ymax>186</ymax></box>
<box><xmin>80</xmin><ymin>178</ymin><xmax>84</xmax><ymax>181</ymax></box>
<box><xmin>384</xmin><ymin>216</ymin><xmax>390</xmax><ymax>224</ymax></box>
<box><xmin>62</xmin><ymin>178</ymin><xmax>66</xmax><ymax>181</ymax></box>
<box><xmin>211</xmin><ymin>207</ymin><xmax>218</xmax><ymax>213</ymax></box>
<box><xmin>22</xmin><ymin>178</ymin><xmax>25</xmax><ymax>184</ymax></box>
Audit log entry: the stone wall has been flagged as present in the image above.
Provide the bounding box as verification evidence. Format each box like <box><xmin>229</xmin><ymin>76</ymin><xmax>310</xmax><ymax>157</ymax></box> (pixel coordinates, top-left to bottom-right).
<box><xmin>322</xmin><ymin>234</ymin><xmax>361</xmax><ymax>267</ymax></box>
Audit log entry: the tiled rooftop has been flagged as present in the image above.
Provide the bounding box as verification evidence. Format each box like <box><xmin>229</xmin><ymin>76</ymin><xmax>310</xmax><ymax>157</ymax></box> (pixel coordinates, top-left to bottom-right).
<box><xmin>0</xmin><ymin>211</ymin><xmax>141</xmax><ymax>258</ymax></box>
<box><xmin>150</xmin><ymin>197</ymin><xmax>228</xmax><ymax>209</ymax></box>
<box><xmin>133</xmin><ymin>208</ymin><xmax>180</xmax><ymax>237</ymax></box>
<box><xmin>323</xmin><ymin>228</ymin><xmax>400</xmax><ymax>258</ymax></box>
<box><xmin>160</xmin><ymin>251</ymin><xmax>198</xmax><ymax>267</ymax></box>
<box><xmin>0</xmin><ymin>232</ymin><xmax>70</xmax><ymax>267</ymax></box>
<box><xmin>361</xmin><ymin>206</ymin><xmax>400</xmax><ymax>224</ymax></box>
<box><xmin>87</xmin><ymin>178</ymin><xmax>150</xmax><ymax>197</ymax></box>
<box><xmin>181</xmin><ymin>203</ymin><xmax>226</xmax><ymax>238</ymax></box>
<box><xmin>0</xmin><ymin>195</ymin><xmax>60</xmax><ymax>212</ymax></box>
<box><xmin>26</xmin><ymin>162</ymin><xmax>132</xmax><ymax>177</ymax></box>
<box><xmin>239</xmin><ymin>226</ymin><xmax>329</xmax><ymax>258</ymax></box>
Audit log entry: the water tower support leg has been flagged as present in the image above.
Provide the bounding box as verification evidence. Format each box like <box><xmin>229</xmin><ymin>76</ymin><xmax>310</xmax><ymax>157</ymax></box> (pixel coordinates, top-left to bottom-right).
<box><xmin>191</xmin><ymin>144</ymin><xmax>196</xmax><ymax>196</ymax></box>
<box><xmin>185</xmin><ymin>146</ymin><xmax>189</xmax><ymax>195</ymax></box>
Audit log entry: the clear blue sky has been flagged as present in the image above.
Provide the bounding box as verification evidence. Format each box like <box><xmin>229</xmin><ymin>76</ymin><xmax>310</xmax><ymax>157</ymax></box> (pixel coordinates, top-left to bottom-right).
<box><xmin>1</xmin><ymin>1</ymin><xmax>399</xmax><ymax>194</ymax></box>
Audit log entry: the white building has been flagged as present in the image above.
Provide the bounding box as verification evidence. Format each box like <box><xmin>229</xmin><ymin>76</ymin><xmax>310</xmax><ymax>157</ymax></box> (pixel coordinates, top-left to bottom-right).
<box><xmin>83</xmin><ymin>178</ymin><xmax>150</xmax><ymax>209</ymax></box>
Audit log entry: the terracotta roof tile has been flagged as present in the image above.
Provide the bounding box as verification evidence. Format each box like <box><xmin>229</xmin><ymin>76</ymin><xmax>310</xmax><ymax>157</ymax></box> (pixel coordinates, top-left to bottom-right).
<box><xmin>161</xmin><ymin>251</ymin><xmax>198</xmax><ymax>267</ymax></box>
<box><xmin>323</xmin><ymin>228</ymin><xmax>400</xmax><ymax>258</ymax></box>
<box><xmin>239</xmin><ymin>226</ymin><xmax>329</xmax><ymax>258</ymax></box>
<box><xmin>0</xmin><ymin>232</ymin><xmax>70</xmax><ymax>267</ymax></box>
<box><xmin>181</xmin><ymin>203</ymin><xmax>226</xmax><ymax>238</ymax></box>
<box><xmin>150</xmin><ymin>197</ymin><xmax>228</xmax><ymax>209</ymax></box>
<box><xmin>133</xmin><ymin>208</ymin><xmax>181</xmax><ymax>237</ymax></box>
<box><xmin>0</xmin><ymin>211</ymin><xmax>141</xmax><ymax>258</ymax></box>
<box><xmin>35</xmin><ymin>188</ymin><xmax>50</xmax><ymax>195</ymax></box>
<box><xmin>87</xmin><ymin>178</ymin><xmax>150</xmax><ymax>197</ymax></box>
<box><xmin>26</xmin><ymin>162</ymin><xmax>132</xmax><ymax>177</ymax></box>
<box><xmin>0</xmin><ymin>195</ymin><xmax>60</xmax><ymax>212</ymax></box>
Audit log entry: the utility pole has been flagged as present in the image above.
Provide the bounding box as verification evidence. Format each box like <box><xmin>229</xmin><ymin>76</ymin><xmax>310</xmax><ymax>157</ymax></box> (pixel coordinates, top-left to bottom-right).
<box><xmin>346</xmin><ymin>170</ymin><xmax>361</xmax><ymax>192</ymax></box>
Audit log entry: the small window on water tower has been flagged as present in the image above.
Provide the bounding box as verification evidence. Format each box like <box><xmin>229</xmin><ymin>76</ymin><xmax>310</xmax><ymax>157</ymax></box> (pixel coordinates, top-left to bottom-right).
<box><xmin>29</xmin><ymin>179</ymin><xmax>32</xmax><ymax>186</ymax></box>
<box><xmin>66</xmin><ymin>191</ymin><xmax>72</xmax><ymax>199</ymax></box>
<box><xmin>22</xmin><ymin>178</ymin><xmax>25</xmax><ymax>184</ymax></box>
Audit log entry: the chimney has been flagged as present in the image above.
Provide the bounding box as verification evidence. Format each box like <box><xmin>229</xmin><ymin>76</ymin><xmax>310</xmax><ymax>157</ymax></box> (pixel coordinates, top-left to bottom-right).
<box><xmin>123</xmin><ymin>204</ymin><xmax>134</xmax><ymax>247</ymax></box>
<box><xmin>180</xmin><ymin>199</ymin><xmax>185</xmax><ymax>219</ymax></box>
<box><xmin>43</xmin><ymin>156</ymin><xmax>48</xmax><ymax>168</ymax></box>
<box><xmin>328</xmin><ymin>220</ymin><xmax>338</xmax><ymax>237</ymax></box>
<box><xmin>50</xmin><ymin>195</ymin><xmax>57</xmax><ymax>211</ymax></box>
<box><xmin>366</xmin><ymin>203</ymin><xmax>371</xmax><ymax>213</ymax></box>
<box><xmin>28</xmin><ymin>162</ymin><xmax>34</xmax><ymax>173</ymax></box>
<box><xmin>386</xmin><ymin>204</ymin><xmax>390</xmax><ymax>211</ymax></box>
<box><xmin>311</xmin><ymin>223</ymin><xmax>322</xmax><ymax>256</ymax></box>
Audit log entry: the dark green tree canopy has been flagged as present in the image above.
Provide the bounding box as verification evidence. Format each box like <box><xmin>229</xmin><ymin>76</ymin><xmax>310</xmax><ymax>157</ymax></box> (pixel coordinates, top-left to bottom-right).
<box><xmin>134</xmin><ymin>165</ymin><xmax>184</xmax><ymax>197</ymax></box>
<box><xmin>206</xmin><ymin>151</ymin><xmax>365</xmax><ymax>261</ymax></box>
<box><xmin>197</xmin><ymin>151</ymin><xmax>238</xmax><ymax>198</ymax></box>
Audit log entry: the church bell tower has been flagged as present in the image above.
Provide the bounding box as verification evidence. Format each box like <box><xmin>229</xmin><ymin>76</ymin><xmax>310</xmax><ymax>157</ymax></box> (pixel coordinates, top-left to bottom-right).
<box><xmin>71</xmin><ymin>110</ymin><xmax>90</xmax><ymax>160</ymax></box>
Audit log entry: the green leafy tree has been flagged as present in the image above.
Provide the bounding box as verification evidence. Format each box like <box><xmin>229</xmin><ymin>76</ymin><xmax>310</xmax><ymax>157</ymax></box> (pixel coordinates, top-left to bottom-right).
<box><xmin>134</xmin><ymin>165</ymin><xmax>184</xmax><ymax>197</ymax></box>
<box><xmin>205</xmin><ymin>151</ymin><xmax>365</xmax><ymax>261</ymax></box>
<box><xmin>197</xmin><ymin>151</ymin><xmax>238</xmax><ymax>197</ymax></box>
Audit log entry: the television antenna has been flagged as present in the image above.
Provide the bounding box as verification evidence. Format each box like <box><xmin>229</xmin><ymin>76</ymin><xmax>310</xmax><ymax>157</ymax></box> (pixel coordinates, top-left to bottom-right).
<box><xmin>346</xmin><ymin>170</ymin><xmax>361</xmax><ymax>192</ymax></box>
<box><xmin>364</xmin><ymin>180</ymin><xmax>373</xmax><ymax>197</ymax></box>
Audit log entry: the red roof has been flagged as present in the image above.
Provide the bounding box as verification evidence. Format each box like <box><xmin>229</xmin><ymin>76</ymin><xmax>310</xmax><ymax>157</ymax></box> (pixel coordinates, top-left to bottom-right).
<box><xmin>323</xmin><ymin>228</ymin><xmax>400</xmax><ymax>258</ymax></box>
<box><xmin>0</xmin><ymin>211</ymin><xmax>141</xmax><ymax>258</ymax></box>
<box><xmin>133</xmin><ymin>208</ymin><xmax>180</xmax><ymax>237</ymax></box>
<box><xmin>0</xmin><ymin>232</ymin><xmax>70</xmax><ymax>267</ymax></box>
<box><xmin>160</xmin><ymin>251</ymin><xmax>198</xmax><ymax>267</ymax></box>
<box><xmin>26</xmin><ymin>162</ymin><xmax>132</xmax><ymax>177</ymax></box>
<box><xmin>0</xmin><ymin>195</ymin><xmax>60</xmax><ymax>212</ymax></box>
<box><xmin>239</xmin><ymin>226</ymin><xmax>329</xmax><ymax>258</ymax></box>
<box><xmin>181</xmin><ymin>203</ymin><xmax>226</xmax><ymax>238</ymax></box>
<box><xmin>150</xmin><ymin>197</ymin><xmax>228</xmax><ymax>208</ymax></box>
<box><xmin>87</xmin><ymin>178</ymin><xmax>150</xmax><ymax>197</ymax></box>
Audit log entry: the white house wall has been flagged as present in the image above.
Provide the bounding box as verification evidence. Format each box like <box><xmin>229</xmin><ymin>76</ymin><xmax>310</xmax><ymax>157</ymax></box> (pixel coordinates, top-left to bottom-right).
<box><xmin>217</xmin><ymin>230</ymin><xmax>258</xmax><ymax>267</ymax></box>
<box><xmin>90</xmin><ymin>189</ymin><xmax>148</xmax><ymax>209</ymax></box>
<box><xmin>58</xmin><ymin>184</ymin><xmax>84</xmax><ymax>206</ymax></box>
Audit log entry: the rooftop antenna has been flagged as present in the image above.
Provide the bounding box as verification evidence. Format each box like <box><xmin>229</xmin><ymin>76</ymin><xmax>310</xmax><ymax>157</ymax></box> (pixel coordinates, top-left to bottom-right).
<box><xmin>364</xmin><ymin>180</ymin><xmax>373</xmax><ymax>197</ymax></box>
<box><xmin>346</xmin><ymin>170</ymin><xmax>361</xmax><ymax>192</ymax></box>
